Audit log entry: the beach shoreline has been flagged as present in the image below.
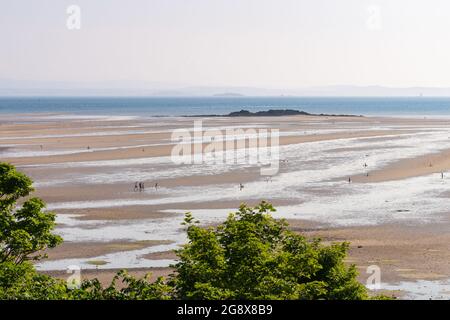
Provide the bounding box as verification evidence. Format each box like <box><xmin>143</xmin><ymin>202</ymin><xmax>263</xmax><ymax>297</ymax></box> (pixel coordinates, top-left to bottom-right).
<box><xmin>1</xmin><ymin>112</ymin><xmax>449</xmax><ymax>299</ymax></box>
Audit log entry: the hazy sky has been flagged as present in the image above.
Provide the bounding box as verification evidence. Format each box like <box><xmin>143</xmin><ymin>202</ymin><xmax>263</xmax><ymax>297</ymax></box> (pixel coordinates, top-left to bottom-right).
<box><xmin>2</xmin><ymin>0</ymin><xmax>450</xmax><ymax>88</ymax></box>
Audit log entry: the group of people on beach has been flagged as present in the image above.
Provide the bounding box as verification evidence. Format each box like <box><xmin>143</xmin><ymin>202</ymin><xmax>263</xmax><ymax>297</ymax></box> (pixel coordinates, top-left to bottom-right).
<box><xmin>134</xmin><ymin>181</ymin><xmax>145</xmax><ymax>192</ymax></box>
<box><xmin>134</xmin><ymin>181</ymin><xmax>159</xmax><ymax>192</ymax></box>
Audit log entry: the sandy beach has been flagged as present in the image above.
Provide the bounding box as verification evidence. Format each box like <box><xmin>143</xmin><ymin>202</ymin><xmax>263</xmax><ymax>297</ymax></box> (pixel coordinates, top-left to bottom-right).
<box><xmin>2</xmin><ymin>113</ymin><xmax>450</xmax><ymax>299</ymax></box>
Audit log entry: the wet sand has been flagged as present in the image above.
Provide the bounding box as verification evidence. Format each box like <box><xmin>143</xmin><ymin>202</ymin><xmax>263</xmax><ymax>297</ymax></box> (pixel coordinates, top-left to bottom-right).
<box><xmin>353</xmin><ymin>148</ymin><xmax>450</xmax><ymax>183</ymax></box>
<box><xmin>44</xmin><ymin>240</ymin><xmax>173</xmax><ymax>261</ymax></box>
<box><xmin>1</xmin><ymin>113</ymin><xmax>450</xmax><ymax>298</ymax></box>
<box><xmin>294</xmin><ymin>221</ymin><xmax>450</xmax><ymax>283</ymax></box>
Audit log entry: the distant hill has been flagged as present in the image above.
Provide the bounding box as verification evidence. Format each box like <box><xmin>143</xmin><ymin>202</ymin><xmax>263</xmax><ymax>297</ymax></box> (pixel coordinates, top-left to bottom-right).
<box><xmin>2</xmin><ymin>79</ymin><xmax>450</xmax><ymax>97</ymax></box>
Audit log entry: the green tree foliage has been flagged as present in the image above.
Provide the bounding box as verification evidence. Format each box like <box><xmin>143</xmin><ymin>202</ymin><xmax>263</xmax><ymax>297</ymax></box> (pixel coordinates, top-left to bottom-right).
<box><xmin>0</xmin><ymin>163</ymin><xmax>62</xmax><ymax>264</ymax></box>
<box><xmin>0</xmin><ymin>261</ymin><xmax>172</xmax><ymax>300</ymax></box>
<box><xmin>0</xmin><ymin>162</ymin><xmax>371</xmax><ymax>300</ymax></box>
<box><xmin>0</xmin><ymin>261</ymin><xmax>68</xmax><ymax>299</ymax></box>
<box><xmin>171</xmin><ymin>201</ymin><xmax>368</xmax><ymax>300</ymax></box>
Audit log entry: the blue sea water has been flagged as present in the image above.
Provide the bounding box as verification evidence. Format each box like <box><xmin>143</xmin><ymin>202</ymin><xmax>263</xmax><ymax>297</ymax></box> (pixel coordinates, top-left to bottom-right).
<box><xmin>1</xmin><ymin>97</ymin><xmax>450</xmax><ymax>116</ymax></box>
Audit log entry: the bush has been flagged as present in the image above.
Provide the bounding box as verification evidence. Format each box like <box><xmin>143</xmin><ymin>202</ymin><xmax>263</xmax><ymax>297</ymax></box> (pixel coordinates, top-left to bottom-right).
<box><xmin>171</xmin><ymin>202</ymin><xmax>368</xmax><ymax>300</ymax></box>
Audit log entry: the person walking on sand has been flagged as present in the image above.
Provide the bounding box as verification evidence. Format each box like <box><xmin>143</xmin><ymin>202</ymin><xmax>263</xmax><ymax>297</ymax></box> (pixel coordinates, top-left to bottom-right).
<box><xmin>239</xmin><ymin>183</ymin><xmax>244</xmax><ymax>191</ymax></box>
<box><xmin>348</xmin><ymin>177</ymin><xmax>351</xmax><ymax>183</ymax></box>
<box><xmin>441</xmin><ymin>172</ymin><xmax>444</xmax><ymax>179</ymax></box>
<box><xmin>155</xmin><ymin>182</ymin><xmax>158</xmax><ymax>190</ymax></box>
<box><xmin>134</xmin><ymin>182</ymin><xmax>139</xmax><ymax>192</ymax></box>
<box><xmin>141</xmin><ymin>182</ymin><xmax>145</xmax><ymax>191</ymax></box>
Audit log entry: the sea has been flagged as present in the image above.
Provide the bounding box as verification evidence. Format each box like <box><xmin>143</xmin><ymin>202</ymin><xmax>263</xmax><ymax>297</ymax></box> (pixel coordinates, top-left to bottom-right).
<box><xmin>1</xmin><ymin>96</ymin><xmax>450</xmax><ymax>117</ymax></box>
